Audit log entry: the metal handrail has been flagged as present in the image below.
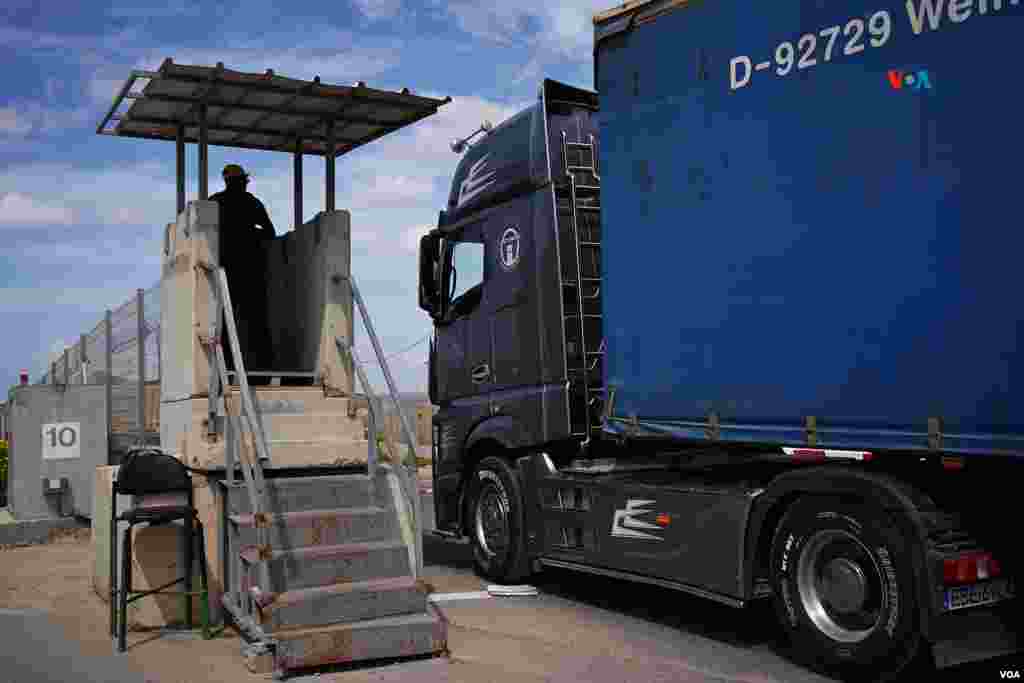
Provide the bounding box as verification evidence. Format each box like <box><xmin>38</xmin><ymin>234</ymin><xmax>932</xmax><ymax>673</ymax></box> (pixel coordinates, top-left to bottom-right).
<box><xmin>196</xmin><ymin>262</ymin><xmax>273</xmax><ymax>607</ymax></box>
<box><xmin>335</xmin><ymin>274</ymin><xmax>423</xmax><ymax>576</ymax></box>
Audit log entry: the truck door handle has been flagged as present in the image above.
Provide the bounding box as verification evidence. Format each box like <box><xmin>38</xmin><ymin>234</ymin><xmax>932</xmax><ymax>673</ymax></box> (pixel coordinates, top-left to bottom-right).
<box><xmin>471</xmin><ymin>364</ymin><xmax>490</xmax><ymax>384</ymax></box>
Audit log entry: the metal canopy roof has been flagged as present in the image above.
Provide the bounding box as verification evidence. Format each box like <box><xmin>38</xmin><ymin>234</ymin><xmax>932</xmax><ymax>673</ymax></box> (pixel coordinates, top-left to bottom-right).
<box><xmin>97</xmin><ymin>58</ymin><xmax>451</xmax><ymax>157</ymax></box>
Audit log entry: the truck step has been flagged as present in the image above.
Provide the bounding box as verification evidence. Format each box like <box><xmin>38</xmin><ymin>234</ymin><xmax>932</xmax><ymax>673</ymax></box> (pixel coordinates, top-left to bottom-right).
<box><xmin>229</xmin><ymin>507</ymin><xmax>399</xmax><ymax>549</ymax></box>
<box><xmin>255</xmin><ymin>576</ymin><xmax>430</xmax><ymax>632</ymax></box>
<box><xmin>227</xmin><ymin>473</ymin><xmax>391</xmax><ymax>516</ymax></box>
<box><xmin>266</xmin><ymin>605</ymin><xmax>447</xmax><ymax>675</ymax></box>
<box><xmin>240</xmin><ymin>541</ymin><xmax>411</xmax><ymax>593</ymax></box>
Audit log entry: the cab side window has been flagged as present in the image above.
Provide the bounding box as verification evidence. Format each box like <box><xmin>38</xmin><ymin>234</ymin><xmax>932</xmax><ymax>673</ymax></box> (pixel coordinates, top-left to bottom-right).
<box><xmin>447</xmin><ymin>239</ymin><xmax>485</xmax><ymax>318</ymax></box>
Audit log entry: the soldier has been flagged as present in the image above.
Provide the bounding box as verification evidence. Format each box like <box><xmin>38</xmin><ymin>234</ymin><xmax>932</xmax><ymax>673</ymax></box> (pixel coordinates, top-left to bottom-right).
<box><xmin>210</xmin><ymin>164</ymin><xmax>276</xmax><ymax>384</ymax></box>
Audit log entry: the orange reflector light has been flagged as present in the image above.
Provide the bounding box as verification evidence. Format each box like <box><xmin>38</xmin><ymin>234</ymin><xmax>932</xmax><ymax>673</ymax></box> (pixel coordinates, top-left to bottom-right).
<box><xmin>655</xmin><ymin>514</ymin><xmax>671</xmax><ymax>527</ymax></box>
<box><xmin>942</xmin><ymin>456</ymin><xmax>965</xmax><ymax>471</ymax></box>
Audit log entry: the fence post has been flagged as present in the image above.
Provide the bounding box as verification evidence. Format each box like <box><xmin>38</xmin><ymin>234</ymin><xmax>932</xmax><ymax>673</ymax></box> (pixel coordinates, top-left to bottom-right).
<box><xmin>137</xmin><ymin>289</ymin><xmax>145</xmax><ymax>447</ymax></box>
<box><xmin>80</xmin><ymin>334</ymin><xmax>88</xmax><ymax>384</ymax></box>
<box><xmin>106</xmin><ymin>310</ymin><xmax>113</xmax><ymax>462</ymax></box>
<box><xmin>155</xmin><ymin>314</ymin><xmax>161</xmax><ymax>383</ymax></box>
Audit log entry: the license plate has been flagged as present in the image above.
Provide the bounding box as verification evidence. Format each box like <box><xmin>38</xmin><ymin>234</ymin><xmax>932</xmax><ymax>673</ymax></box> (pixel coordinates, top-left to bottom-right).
<box><xmin>944</xmin><ymin>579</ymin><xmax>1015</xmax><ymax>612</ymax></box>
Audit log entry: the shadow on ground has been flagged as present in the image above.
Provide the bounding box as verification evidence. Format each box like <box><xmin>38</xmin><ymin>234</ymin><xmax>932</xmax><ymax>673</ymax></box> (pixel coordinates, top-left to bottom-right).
<box><xmin>423</xmin><ymin>534</ymin><xmax>1024</xmax><ymax>681</ymax></box>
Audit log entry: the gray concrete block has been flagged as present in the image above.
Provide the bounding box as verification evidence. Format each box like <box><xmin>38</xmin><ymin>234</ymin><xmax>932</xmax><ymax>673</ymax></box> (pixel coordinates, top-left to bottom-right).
<box><xmin>7</xmin><ymin>385</ymin><xmax>109</xmax><ymax>520</ymax></box>
<box><xmin>241</xmin><ymin>541</ymin><xmax>411</xmax><ymax>593</ymax></box>
<box><xmin>273</xmin><ymin>604</ymin><xmax>447</xmax><ymax>673</ymax></box>
<box><xmin>258</xmin><ymin>576</ymin><xmax>428</xmax><ymax>631</ymax></box>
<box><xmin>0</xmin><ymin>516</ymin><xmax>88</xmax><ymax>547</ymax></box>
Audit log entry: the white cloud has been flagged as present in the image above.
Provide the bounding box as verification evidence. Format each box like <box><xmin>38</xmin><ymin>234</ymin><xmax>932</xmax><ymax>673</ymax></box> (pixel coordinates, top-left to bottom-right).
<box><xmin>0</xmin><ymin>286</ymin><xmax>141</xmax><ymax>315</ymax></box>
<box><xmin>0</xmin><ymin>161</ymin><xmax>177</xmax><ymax>227</ymax></box>
<box><xmin>12</xmin><ymin>235</ymin><xmax>163</xmax><ymax>270</ymax></box>
<box><xmin>108</xmin><ymin>1</ymin><xmax>203</xmax><ymax>18</ymax></box>
<box><xmin>0</xmin><ymin>100</ymin><xmax>95</xmax><ymax>138</ymax></box>
<box><xmin>348</xmin><ymin>175</ymin><xmax>435</xmax><ymax>210</ymax></box>
<box><xmin>401</xmin><ymin>225</ymin><xmax>432</xmax><ymax>252</ymax></box>
<box><xmin>437</xmin><ymin>1</ymin><xmax>607</xmax><ymax>75</ymax></box>
<box><xmin>0</xmin><ymin>193</ymin><xmax>75</xmax><ymax>225</ymax></box>
<box><xmin>0</xmin><ymin>108</ymin><xmax>33</xmax><ymax>136</ymax></box>
<box><xmin>352</xmin><ymin>0</ymin><xmax>403</xmax><ymax>20</ymax></box>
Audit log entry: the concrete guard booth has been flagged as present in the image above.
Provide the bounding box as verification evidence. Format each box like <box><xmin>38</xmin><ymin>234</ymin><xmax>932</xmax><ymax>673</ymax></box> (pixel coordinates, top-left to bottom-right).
<box><xmin>89</xmin><ymin>59</ymin><xmax>449</xmax><ymax>630</ymax></box>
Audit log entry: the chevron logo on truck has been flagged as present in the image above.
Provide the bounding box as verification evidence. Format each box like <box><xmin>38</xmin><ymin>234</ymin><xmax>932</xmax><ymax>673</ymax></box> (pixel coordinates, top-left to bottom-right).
<box><xmin>457</xmin><ymin>154</ymin><xmax>495</xmax><ymax>208</ymax></box>
<box><xmin>611</xmin><ymin>500</ymin><xmax>665</xmax><ymax>541</ymax></box>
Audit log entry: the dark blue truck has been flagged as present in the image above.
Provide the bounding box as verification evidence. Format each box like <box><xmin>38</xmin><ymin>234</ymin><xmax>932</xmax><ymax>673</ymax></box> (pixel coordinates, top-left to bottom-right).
<box><xmin>418</xmin><ymin>0</ymin><xmax>1024</xmax><ymax>678</ymax></box>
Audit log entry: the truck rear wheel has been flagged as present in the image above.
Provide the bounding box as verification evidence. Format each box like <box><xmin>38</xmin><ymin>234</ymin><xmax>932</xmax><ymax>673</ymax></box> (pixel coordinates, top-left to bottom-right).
<box><xmin>467</xmin><ymin>456</ymin><xmax>531</xmax><ymax>584</ymax></box>
<box><xmin>768</xmin><ymin>497</ymin><xmax>923</xmax><ymax>681</ymax></box>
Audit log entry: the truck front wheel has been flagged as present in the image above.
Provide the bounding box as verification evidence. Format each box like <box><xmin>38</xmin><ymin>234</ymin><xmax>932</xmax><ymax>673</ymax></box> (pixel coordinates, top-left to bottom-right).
<box><xmin>467</xmin><ymin>456</ymin><xmax>531</xmax><ymax>584</ymax></box>
<box><xmin>768</xmin><ymin>497</ymin><xmax>923</xmax><ymax>681</ymax></box>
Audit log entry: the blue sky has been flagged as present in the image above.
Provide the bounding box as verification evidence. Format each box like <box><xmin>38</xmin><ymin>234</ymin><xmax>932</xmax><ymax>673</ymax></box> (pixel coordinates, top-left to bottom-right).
<box><xmin>0</xmin><ymin>0</ymin><xmax>609</xmax><ymax>393</ymax></box>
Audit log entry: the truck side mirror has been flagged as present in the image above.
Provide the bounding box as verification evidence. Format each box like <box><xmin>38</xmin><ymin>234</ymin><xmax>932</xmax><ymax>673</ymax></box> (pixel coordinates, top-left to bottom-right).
<box><xmin>418</xmin><ymin>233</ymin><xmax>441</xmax><ymax>317</ymax></box>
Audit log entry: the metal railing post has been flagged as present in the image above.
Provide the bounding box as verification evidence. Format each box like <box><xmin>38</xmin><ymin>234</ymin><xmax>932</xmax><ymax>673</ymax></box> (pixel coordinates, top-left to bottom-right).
<box><xmin>336</xmin><ymin>274</ymin><xmax>424</xmax><ymax>575</ymax></box>
<box><xmin>80</xmin><ymin>334</ymin><xmax>88</xmax><ymax>384</ymax></box>
<box><xmin>136</xmin><ymin>289</ymin><xmax>145</xmax><ymax>445</ymax></box>
<box><xmin>325</xmin><ymin>121</ymin><xmax>336</xmax><ymax>212</ymax></box>
<box><xmin>106</xmin><ymin>310</ymin><xmax>113</xmax><ymax>463</ymax></box>
<box><xmin>198</xmin><ymin>103</ymin><xmax>209</xmax><ymax>200</ymax></box>
<box><xmin>294</xmin><ymin>139</ymin><xmax>303</xmax><ymax>230</ymax></box>
<box><xmin>176</xmin><ymin>124</ymin><xmax>186</xmax><ymax>214</ymax></box>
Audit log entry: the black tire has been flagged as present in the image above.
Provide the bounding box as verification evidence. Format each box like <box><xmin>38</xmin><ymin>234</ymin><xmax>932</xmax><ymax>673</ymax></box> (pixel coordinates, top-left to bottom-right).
<box><xmin>466</xmin><ymin>456</ymin><xmax>531</xmax><ymax>584</ymax></box>
<box><xmin>769</xmin><ymin>496</ymin><xmax>923</xmax><ymax>682</ymax></box>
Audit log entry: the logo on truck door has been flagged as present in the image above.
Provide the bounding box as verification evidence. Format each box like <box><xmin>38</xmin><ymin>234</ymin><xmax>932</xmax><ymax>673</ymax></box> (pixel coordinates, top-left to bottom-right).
<box><xmin>611</xmin><ymin>499</ymin><xmax>664</xmax><ymax>541</ymax></box>
<box><xmin>498</xmin><ymin>226</ymin><xmax>521</xmax><ymax>270</ymax></box>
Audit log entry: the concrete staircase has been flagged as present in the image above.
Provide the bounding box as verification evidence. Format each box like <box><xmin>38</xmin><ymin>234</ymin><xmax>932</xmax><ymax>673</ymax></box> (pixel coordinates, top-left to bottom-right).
<box><xmin>192</xmin><ymin>262</ymin><xmax>441</xmax><ymax>678</ymax></box>
<box><xmin>222</xmin><ymin>465</ymin><xmax>447</xmax><ymax>678</ymax></box>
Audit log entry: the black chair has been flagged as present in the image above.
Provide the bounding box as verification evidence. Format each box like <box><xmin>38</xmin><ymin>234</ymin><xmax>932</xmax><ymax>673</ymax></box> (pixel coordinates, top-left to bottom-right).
<box><xmin>109</xmin><ymin>448</ymin><xmax>218</xmax><ymax>652</ymax></box>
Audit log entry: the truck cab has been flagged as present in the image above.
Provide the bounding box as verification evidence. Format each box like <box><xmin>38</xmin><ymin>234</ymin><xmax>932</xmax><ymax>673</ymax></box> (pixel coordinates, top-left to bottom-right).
<box><xmin>419</xmin><ymin>80</ymin><xmax>603</xmax><ymax>535</ymax></box>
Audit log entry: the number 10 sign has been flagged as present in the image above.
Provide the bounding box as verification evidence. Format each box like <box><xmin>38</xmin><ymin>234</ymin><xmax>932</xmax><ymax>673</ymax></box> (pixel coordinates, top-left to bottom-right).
<box><xmin>42</xmin><ymin>422</ymin><xmax>81</xmax><ymax>460</ymax></box>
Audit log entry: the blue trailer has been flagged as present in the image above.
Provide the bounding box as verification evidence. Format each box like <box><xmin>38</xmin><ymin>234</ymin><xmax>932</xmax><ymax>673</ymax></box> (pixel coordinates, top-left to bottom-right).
<box><xmin>598</xmin><ymin>0</ymin><xmax>1024</xmax><ymax>459</ymax></box>
<box><xmin>418</xmin><ymin>1</ymin><xmax>1024</xmax><ymax>679</ymax></box>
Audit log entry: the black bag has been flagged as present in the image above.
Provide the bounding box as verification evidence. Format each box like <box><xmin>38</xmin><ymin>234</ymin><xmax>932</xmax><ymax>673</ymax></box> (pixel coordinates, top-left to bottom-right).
<box><xmin>116</xmin><ymin>448</ymin><xmax>191</xmax><ymax>495</ymax></box>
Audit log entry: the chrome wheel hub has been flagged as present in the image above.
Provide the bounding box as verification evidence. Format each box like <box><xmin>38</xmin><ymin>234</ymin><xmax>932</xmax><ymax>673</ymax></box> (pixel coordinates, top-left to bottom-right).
<box><xmin>474</xmin><ymin>484</ymin><xmax>509</xmax><ymax>558</ymax></box>
<box><xmin>796</xmin><ymin>529</ymin><xmax>886</xmax><ymax>643</ymax></box>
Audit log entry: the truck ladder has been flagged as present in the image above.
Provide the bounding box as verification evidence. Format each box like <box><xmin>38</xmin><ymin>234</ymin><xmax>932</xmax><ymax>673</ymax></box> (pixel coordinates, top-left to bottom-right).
<box><xmin>196</xmin><ymin>263</ymin><xmax>274</xmax><ymax>609</ymax></box>
<box><xmin>556</xmin><ymin>130</ymin><xmax>604</xmax><ymax>440</ymax></box>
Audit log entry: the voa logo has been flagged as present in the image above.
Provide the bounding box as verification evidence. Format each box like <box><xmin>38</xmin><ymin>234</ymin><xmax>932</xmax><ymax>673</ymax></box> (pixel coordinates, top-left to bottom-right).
<box><xmin>1001</xmin><ymin>671</ymin><xmax>1021</xmax><ymax>680</ymax></box>
<box><xmin>887</xmin><ymin>69</ymin><xmax>933</xmax><ymax>92</ymax></box>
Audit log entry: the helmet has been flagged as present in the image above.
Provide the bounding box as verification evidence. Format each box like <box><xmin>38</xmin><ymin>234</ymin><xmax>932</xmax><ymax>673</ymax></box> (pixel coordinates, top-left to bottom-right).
<box><xmin>222</xmin><ymin>164</ymin><xmax>248</xmax><ymax>180</ymax></box>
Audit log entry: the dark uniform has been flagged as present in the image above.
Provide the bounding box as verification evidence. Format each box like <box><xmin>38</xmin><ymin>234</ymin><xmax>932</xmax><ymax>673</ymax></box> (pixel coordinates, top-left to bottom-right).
<box><xmin>209</xmin><ymin>165</ymin><xmax>276</xmax><ymax>383</ymax></box>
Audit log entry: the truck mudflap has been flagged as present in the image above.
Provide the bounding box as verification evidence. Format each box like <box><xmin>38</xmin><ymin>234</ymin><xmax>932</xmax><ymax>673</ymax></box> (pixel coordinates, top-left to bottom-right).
<box><xmin>929</xmin><ymin>599</ymin><xmax>1024</xmax><ymax>669</ymax></box>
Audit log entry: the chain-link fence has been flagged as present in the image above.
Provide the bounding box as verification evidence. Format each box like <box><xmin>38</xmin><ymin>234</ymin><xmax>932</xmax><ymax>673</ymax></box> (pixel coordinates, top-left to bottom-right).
<box><xmin>38</xmin><ymin>282</ymin><xmax>161</xmax><ymax>440</ymax></box>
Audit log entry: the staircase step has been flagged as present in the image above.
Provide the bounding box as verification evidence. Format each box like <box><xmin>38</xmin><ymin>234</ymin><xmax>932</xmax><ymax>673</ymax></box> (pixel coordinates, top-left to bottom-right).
<box><xmin>224</xmin><ymin>387</ymin><xmax>352</xmax><ymax>413</ymax></box>
<box><xmin>230</xmin><ymin>507</ymin><xmax>400</xmax><ymax>549</ymax></box>
<box><xmin>240</xmin><ymin>541</ymin><xmax>411</xmax><ymax>593</ymax></box>
<box><xmin>228</xmin><ymin>474</ymin><xmax>391</xmax><ymax>516</ymax></box>
<box><xmin>267</xmin><ymin>604</ymin><xmax>447</xmax><ymax>674</ymax></box>
<box><xmin>236</xmin><ymin>414</ymin><xmax>366</xmax><ymax>444</ymax></box>
<box><xmin>255</xmin><ymin>576</ymin><xmax>429</xmax><ymax>632</ymax></box>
